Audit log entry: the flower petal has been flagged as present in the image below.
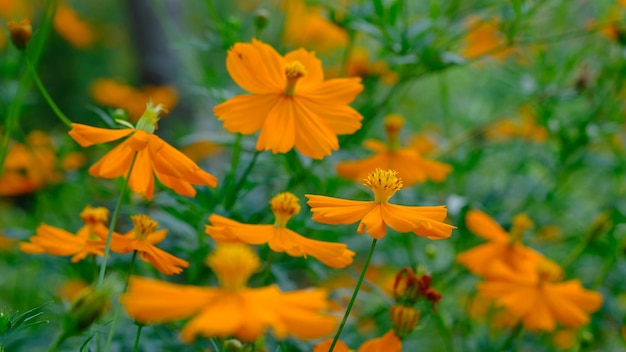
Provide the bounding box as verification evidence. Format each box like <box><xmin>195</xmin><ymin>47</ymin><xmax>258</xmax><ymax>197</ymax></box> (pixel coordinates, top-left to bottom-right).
<box><xmin>466</xmin><ymin>210</ymin><xmax>509</xmax><ymax>242</ymax></box>
<box><xmin>256</xmin><ymin>97</ymin><xmax>296</xmax><ymax>154</ymax></box>
<box><xmin>214</xmin><ymin>94</ymin><xmax>280</xmax><ymax>134</ymax></box>
<box><xmin>68</xmin><ymin>123</ymin><xmax>134</xmax><ymax>147</ymax></box>
<box><xmin>226</xmin><ymin>40</ymin><xmax>284</xmax><ymax>94</ymax></box>
<box><xmin>306</xmin><ymin>195</ymin><xmax>377</xmax><ymax>225</ymax></box>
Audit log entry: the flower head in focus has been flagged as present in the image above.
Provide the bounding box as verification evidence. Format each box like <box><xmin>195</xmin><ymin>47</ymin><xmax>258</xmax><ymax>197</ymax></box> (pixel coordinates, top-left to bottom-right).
<box><xmin>68</xmin><ymin>103</ymin><xmax>218</xmax><ymax>200</ymax></box>
<box><xmin>206</xmin><ymin>192</ymin><xmax>355</xmax><ymax>268</ymax></box>
<box><xmin>213</xmin><ymin>39</ymin><xmax>363</xmax><ymax>159</ymax></box>
<box><xmin>306</xmin><ymin>169</ymin><xmax>455</xmax><ymax>239</ymax></box>
<box><xmin>105</xmin><ymin>214</ymin><xmax>189</xmax><ymax>275</ymax></box>
<box><xmin>337</xmin><ymin>114</ymin><xmax>452</xmax><ymax>186</ymax></box>
<box><xmin>122</xmin><ymin>244</ymin><xmax>337</xmax><ymax>342</ymax></box>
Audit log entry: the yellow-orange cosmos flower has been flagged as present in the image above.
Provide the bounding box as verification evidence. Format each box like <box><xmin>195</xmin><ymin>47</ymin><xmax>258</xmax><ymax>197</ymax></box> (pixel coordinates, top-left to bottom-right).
<box><xmin>213</xmin><ymin>39</ymin><xmax>363</xmax><ymax>159</ymax></box>
<box><xmin>478</xmin><ymin>260</ymin><xmax>603</xmax><ymax>332</ymax></box>
<box><xmin>337</xmin><ymin>114</ymin><xmax>452</xmax><ymax>186</ymax></box>
<box><xmin>107</xmin><ymin>215</ymin><xmax>188</xmax><ymax>275</ymax></box>
<box><xmin>68</xmin><ymin>103</ymin><xmax>217</xmax><ymax>200</ymax></box>
<box><xmin>19</xmin><ymin>205</ymin><xmax>110</xmax><ymax>262</ymax></box>
<box><xmin>456</xmin><ymin>210</ymin><xmax>544</xmax><ymax>277</ymax></box>
<box><xmin>306</xmin><ymin>169</ymin><xmax>455</xmax><ymax>239</ymax></box>
<box><xmin>122</xmin><ymin>244</ymin><xmax>337</xmax><ymax>342</ymax></box>
<box><xmin>205</xmin><ymin>192</ymin><xmax>355</xmax><ymax>268</ymax></box>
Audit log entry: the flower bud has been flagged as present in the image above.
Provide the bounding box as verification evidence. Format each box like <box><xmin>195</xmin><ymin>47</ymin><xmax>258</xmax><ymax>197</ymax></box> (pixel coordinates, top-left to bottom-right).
<box><xmin>0</xmin><ymin>312</ymin><xmax>10</xmax><ymax>334</ymax></box>
<box><xmin>8</xmin><ymin>19</ymin><xmax>32</xmax><ymax>50</ymax></box>
<box><xmin>254</xmin><ymin>8</ymin><xmax>270</xmax><ymax>32</ymax></box>
<box><xmin>64</xmin><ymin>286</ymin><xmax>109</xmax><ymax>333</ymax></box>
<box><xmin>390</xmin><ymin>305</ymin><xmax>420</xmax><ymax>338</ymax></box>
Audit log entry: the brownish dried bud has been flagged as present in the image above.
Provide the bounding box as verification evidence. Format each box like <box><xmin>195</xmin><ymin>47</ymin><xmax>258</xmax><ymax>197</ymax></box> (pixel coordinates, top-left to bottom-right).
<box><xmin>8</xmin><ymin>19</ymin><xmax>32</xmax><ymax>50</ymax></box>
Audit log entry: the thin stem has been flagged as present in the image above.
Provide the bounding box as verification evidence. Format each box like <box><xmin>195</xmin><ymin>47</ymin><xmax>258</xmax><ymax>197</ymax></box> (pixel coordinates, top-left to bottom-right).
<box><xmin>500</xmin><ymin>323</ymin><xmax>523</xmax><ymax>350</ymax></box>
<box><xmin>262</xmin><ymin>251</ymin><xmax>275</xmax><ymax>285</ymax></box>
<box><xmin>225</xmin><ymin>150</ymin><xmax>260</xmax><ymax>210</ymax></box>
<box><xmin>132</xmin><ymin>324</ymin><xmax>144</xmax><ymax>352</ymax></box>
<box><xmin>105</xmin><ymin>251</ymin><xmax>139</xmax><ymax>351</ymax></box>
<box><xmin>25</xmin><ymin>55</ymin><xmax>72</xmax><ymax>128</ymax></box>
<box><xmin>328</xmin><ymin>238</ymin><xmax>378</xmax><ymax>352</ymax></box>
<box><xmin>96</xmin><ymin>152</ymin><xmax>138</xmax><ymax>289</ymax></box>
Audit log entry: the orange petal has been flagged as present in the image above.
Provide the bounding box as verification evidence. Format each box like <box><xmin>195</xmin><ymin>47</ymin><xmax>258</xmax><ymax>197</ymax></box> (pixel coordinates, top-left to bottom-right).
<box><xmin>284</xmin><ymin>48</ymin><xmax>324</xmax><ymax>86</ymax></box>
<box><xmin>292</xmin><ymin>99</ymin><xmax>339</xmax><ymax>159</ymax></box>
<box><xmin>206</xmin><ymin>215</ymin><xmax>274</xmax><ymax>245</ymax></box>
<box><xmin>214</xmin><ymin>94</ymin><xmax>279</xmax><ymax>134</ymax></box>
<box><xmin>256</xmin><ymin>97</ymin><xmax>296</xmax><ymax>154</ymax></box>
<box><xmin>359</xmin><ymin>330</ymin><xmax>402</xmax><ymax>352</ymax></box>
<box><xmin>88</xmin><ymin>141</ymin><xmax>135</xmax><ymax>179</ymax></box>
<box><xmin>306</xmin><ymin>195</ymin><xmax>377</xmax><ymax>225</ymax></box>
<box><xmin>465</xmin><ymin>210</ymin><xmax>509</xmax><ymax>241</ymax></box>
<box><xmin>68</xmin><ymin>123</ymin><xmax>134</xmax><ymax>147</ymax></box>
<box><xmin>226</xmin><ymin>40</ymin><xmax>284</xmax><ymax>94</ymax></box>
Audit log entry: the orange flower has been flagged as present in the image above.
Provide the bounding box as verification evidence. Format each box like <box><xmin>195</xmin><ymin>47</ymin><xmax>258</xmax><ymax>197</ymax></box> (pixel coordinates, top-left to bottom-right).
<box><xmin>461</xmin><ymin>16</ymin><xmax>515</xmax><ymax>61</ymax></box>
<box><xmin>282</xmin><ymin>0</ymin><xmax>348</xmax><ymax>53</ymax></box>
<box><xmin>485</xmin><ymin>105</ymin><xmax>547</xmax><ymax>142</ymax></box>
<box><xmin>106</xmin><ymin>215</ymin><xmax>188</xmax><ymax>275</ymax></box>
<box><xmin>68</xmin><ymin>103</ymin><xmax>217</xmax><ymax>200</ymax></box>
<box><xmin>313</xmin><ymin>329</ymin><xmax>402</xmax><ymax>352</ymax></box>
<box><xmin>337</xmin><ymin>115</ymin><xmax>452</xmax><ymax>186</ymax></box>
<box><xmin>456</xmin><ymin>210</ymin><xmax>544</xmax><ymax>277</ymax></box>
<box><xmin>53</xmin><ymin>2</ymin><xmax>95</xmax><ymax>49</ymax></box>
<box><xmin>478</xmin><ymin>260</ymin><xmax>603</xmax><ymax>332</ymax></box>
<box><xmin>19</xmin><ymin>205</ymin><xmax>110</xmax><ymax>262</ymax></box>
<box><xmin>7</xmin><ymin>18</ymin><xmax>31</xmax><ymax>49</ymax></box>
<box><xmin>213</xmin><ymin>39</ymin><xmax>363</xmax><ymax>159</ymax></box>
<box><xmin>206</xmin><ymin>192</ymin><xmax>354</xmax><ymax>268</ymax></box>
<box><xmin>90</xmin><ymin>79</ymin><xmax>179</xmax><ymax>121</ymax></box>
<box><xmin>343</xmin><ymin>46</ymin><xmax>398</xmax><ymax>85</ymax></box>
<box><xmin>306</xmin><ymin>169</ymin><xmax>455</xmax><ymax>239</ymax></box>
<box><xmin>122</xmin><ymin>244</ymin><xmax>337</xmax><ymax>342</ymax></box>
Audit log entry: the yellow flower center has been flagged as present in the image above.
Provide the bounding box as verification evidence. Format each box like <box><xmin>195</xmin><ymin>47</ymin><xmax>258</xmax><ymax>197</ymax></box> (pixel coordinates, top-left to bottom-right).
<box><xmin>384</xmin><ymin>114</ymin><xmax>405</xmax><ymax>151</ymax></box>
<box><xmin>131</xmin><ymin>214</ymin><xmax>158</xmax><ymax>241</ymax></box>
<box><xmin>284</xmin><ymin>61</ymin><xmax>307</xmax><ymax>97</ymax></box>
<box><xmin>270</xmin><ymin>192</ymin><xmax>301</xmax><ymax>227</ymax></box>
<box><xmin>135</xmin><ymin>102</ymin><xmax>168</xmax><ymax>133</ymax></box>
<box><xmin>509</xmin><ymin>213</ymin><xmax>533</xmax><ymax>243</ymax></box>
<box><xmin>206</xmin><ymin>244</ymin><xmax>260</xmax><ymax>290</ymax></box>
<box><xmin>363</xmin><ymin>168</ymin><xmax>403</xmax><ymax>203</ymax></box>
<box><xmin>80</xmin><ymin>205</ymin><xmax>109</xmax><ymax>225</ymax></box>
<box><xmin>536</xmin><ymin>258</ymin><xmax>563</xmax><ymax>283</ymax></box>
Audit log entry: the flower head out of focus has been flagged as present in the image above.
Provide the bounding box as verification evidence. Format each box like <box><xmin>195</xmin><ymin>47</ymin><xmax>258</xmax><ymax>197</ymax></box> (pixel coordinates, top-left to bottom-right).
<box><xmin>306</xmin><ymin>169</ymin><xmax>455</xmax><ymax>239</ymax></box>
<box><xmin>7</xmin><ymin>18</ymin><xmax>31</xmax><ymax>49</ymax></box>
<box><xmin>461</xmin><ymin>16</ymin><xmax>515</xmax><ymax>61</ymax></box>
<box><xmin>68</xmin><ymin>103</ymin><xmax>218</xmax><ymax>200</ymax></box>
<box><xmin>478</xmin><ymin>259</ymin><xmax>603</xmax><ymax>332</ymax></box>
<box><xmin>282</xmin><ymin>0</ymin><xmax>348</xmax><ymax>53</ymax></box>
<box><xmin>344</xmin><ymin>46</ymin><xmax>398</xmax><ymax>85</ymax></box>
<box><xmin>90</xmin><ymin>79</ymin><xmax>179</xmax><ymax>121</ymax></box>
<box><xmin>122</xmin><ymin>244</ymin><xmax>337</xmax><ymax>342</ymax></box>
<box><xmin>105</xmin><ymin>215</ymin><xmax>188</xmax><ymax>275</ymax></box>
<box><xmin>213</xmin><ymin>39</ymin><xmax>363</xmax><ymax>159</ymax></box>
<box><xmin>205</xmin><ymin>192</ymin><xmax>355</xmax><ymax>268</ymax></box>
<box><xmin>337</xmin><ymin>114</ymin><xmax>452</xmax><ymax>186</ymax></box>
<box><xmin>53</xmin><ymin>2</ymin><xmax>95</xmax><ymax>49</ymax></box>
<box><xmin>19</xmin><ymin>205</ymin><xmax>110</xmax><ymax>262</ymax></box>
<box><xmin>485</xmin><ymin>105</ymin><xmax>548</xmax><ymax>142</ymax></box>
<box><xmin>313</xmin><ymin>330</ymin><xmax>402</xmax><ymax>352</ymax></box>
<box><xmin>456</xmin><ymin>210</ymin><xmax>545</xmax><ymax>277</ymax></box>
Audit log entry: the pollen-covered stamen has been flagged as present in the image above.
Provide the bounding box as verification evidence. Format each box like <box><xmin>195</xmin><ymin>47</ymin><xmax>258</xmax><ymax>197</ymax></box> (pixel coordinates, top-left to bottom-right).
<box><xmin>270</xmin><ymin>192</ymin><xmax>301</xmax><ymax>227</ymax></box>
<box><xmin>509</xmin><ymin>213</ymin><xmax>533</xmax><ymax>243</ymax></box>
<box><xmin>80</xmin><ymin>205</ymin><xmax>109</xmax><ymax>225</ymax></box>
<box><xmin>284</xmin><ymin>61</ymin><xmax>307</xmax><ymax>97</ymax></box>
<box><xmin>363</xmin><ymin>168</ymin><xmax>403</xmax><ymax>203</ymax></box>
<box><xmin>385</xmin><ymin>114</ymin><xmax>405</xmax><ymax>151</ymax></box>
<box><xmin>131</xmin><ymin>214</ymin><xmax>158</xmax><ymax>241</ymax></box>
<box><xmin>206</xmin><ymin>244</ymin><xmax>260</xmax><ymax>290</ymax></box>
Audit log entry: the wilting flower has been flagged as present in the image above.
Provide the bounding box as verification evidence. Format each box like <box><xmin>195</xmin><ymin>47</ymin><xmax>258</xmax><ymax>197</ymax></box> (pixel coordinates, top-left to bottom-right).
<box><xmin>456</xmin><ymin>210</ymin><xmax>545</xmax><ymax>277</ymax></box>
<box><xmin>461</xmin><ymin>16</ymin><xmax>515</xmax><ymax>61</ymax></box>
<box><xmin>313</xmin><ymin>329</ymin><xmax>402</xmax><ymax>352</ymax></box>
<box><xmin>306</xmin><ymin>169</ymin><xmax>455</xmax><ymax>239</ymax></box>
<box><xmin>90</xmin><ymin>79</ymin><xmax>179</xmax><ymax>121</ymax></box>
<box><xmin>478</xmin><ymin>259</ymin><xmax>603</xmax><ymax>331</ymax></box>
<box><xmin>68</xmin><ymin>103</ymin><xmax>218</xmax><ymax>200</ymax></box>
<box><xmin>122</xmin><ymin>244</ymin><xmax>337</xmax><ymax>342</ymax></box>
<box><xmin>53</xmin><ymin>2</ymin><xmax>95</xmax><ymax>48</ymax></box>
<box><xmin>337</xmin><ymin>114</ymin><xmax>452</xmax><ymax>186</ymax></box>
<box><xmin>206</xmin><ymin>192</ymin><xmax>354</xmax><ymax>268</ymax></box>
<box><xmin>106</xmin><ymin>215</ymin><xmax>188</xmax><ymax>275</ymax></box>
<box><xmin>282</xmin><ymin>0</ymin><xmax>348</xmax><ymax>53</ymax></box>
<box><xmin>213</xmin><ymin>39</ymin><xmax>363</xmax><ymax>159</ymax></box>
<box><xmin>19</xmin><ymin>205</ymin><xmax>110</xmax><ymax>262</ymax></box>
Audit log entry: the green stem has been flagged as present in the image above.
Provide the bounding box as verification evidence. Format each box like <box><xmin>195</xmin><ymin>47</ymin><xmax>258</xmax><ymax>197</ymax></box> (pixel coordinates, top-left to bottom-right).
<box><xmin>262</xmin><ymin>251</ymin><xmax>275</xmax><ymax>285</ymax></box>
<box><xmin>96</xmin><ymin>152</ymin><xmax>138</xmax><ymax>289</ymax></box>
<box><xmin>105</xmin><ymin>251</ymin><xmax>139</xmax><ymax>351</ymax></box>
<box><xmin>328</xmin><ymin>238</ymin><xmax>378</xmax><ymax>352</ymax></box>
<box><xmin>500</xmin><ymin>323</ymin><xmax>523</xmax><ymax>350</ymax></box>
<box><xmin>47</xmin><ymin>330</ymin><xmax>66</xmax><ymax>352</ymax></box>
<box><xmin>25</xmin><ymin>55</ymin><xmax>72</xmax><ymax>128</ymax></box>
<box><xmin>225</xmin><ymin>150</ymin><xmax>260</xmax><ymax>210</ymax></box>
<box><xmin>132</xmin><ymin>324</ymin><xmax>144</xmax><ymax>352</ymax></box>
